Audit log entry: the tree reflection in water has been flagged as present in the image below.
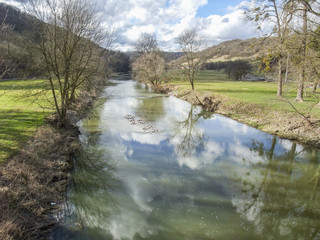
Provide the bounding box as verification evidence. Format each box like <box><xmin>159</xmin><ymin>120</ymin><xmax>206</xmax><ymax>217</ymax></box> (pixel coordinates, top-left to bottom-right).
<box><xmin>67</xmin><ymin>147</ymin><xmax>120</xmax><ymax>230</ymax></box>
<box><xmin>171</xmin><ymin>106</ymin><xmax>204</xmax><ymax>160</ymax></box>
<box><xmin>135</xmin><ymin>96</ymin><xmax>165</xmax><ymax>122</ymax></box>
<box><xmin>233</xmin><ymin>136</ymin><xmax>320</xmax><ymax>239</ymax></box>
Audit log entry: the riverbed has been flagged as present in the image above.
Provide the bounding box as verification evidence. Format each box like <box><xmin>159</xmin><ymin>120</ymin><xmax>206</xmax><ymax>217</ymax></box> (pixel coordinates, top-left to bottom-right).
<box><xmin>52</xmin><ymin>75</ymin><xmax>320</xmax><ymax>240</ymax></box>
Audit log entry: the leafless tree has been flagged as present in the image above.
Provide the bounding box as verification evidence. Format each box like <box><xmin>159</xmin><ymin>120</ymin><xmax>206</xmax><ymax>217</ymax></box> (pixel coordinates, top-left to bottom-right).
<box><xmin>132</xmin><ymin>32</ymin><xmax>166</xmax><ymax>89</ymax></box>
<box><xmin>176</xmin><ymin>28</ymin><xmax>207</xmax><ymax>90</ymax></box>
<box><xmin>135</xmin><ymin>33</ymin><xmax>158</xmax><ymax>54</ymax></box>
<box><xmin>132</xmin><ymin>50</ymin><xmax>166</xmax><ymax>88</ymax></box>
<box><xmin>26</xmin><ymin>0</ymin><xmax>111</xmax><ymax>126</ymax></box>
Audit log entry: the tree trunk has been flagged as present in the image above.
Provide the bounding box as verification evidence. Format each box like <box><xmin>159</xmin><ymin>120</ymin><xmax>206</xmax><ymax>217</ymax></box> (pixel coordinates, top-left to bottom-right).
<box><xmin>284</xmin><ymin>54</ymin><xmax>290</xmax><ymax>83</ymax></box>
<box><xmin>277</xmin><ymin>59</ymin><xmax>283</xmax><ymax>97</ymax></box>
<box><xmin>296</xmin><ymin>71</ymin><xmax>305</xmax><ymax>102</ymax></box>
<box><xmin>312</xmin><ymin>82</ymin><xmax>318</xmax><ymax>93</ymax></box>
<box><xmin>295</xmin><ymin>3</ymin><xmax>308</xmax><ymax>102</ymax></box>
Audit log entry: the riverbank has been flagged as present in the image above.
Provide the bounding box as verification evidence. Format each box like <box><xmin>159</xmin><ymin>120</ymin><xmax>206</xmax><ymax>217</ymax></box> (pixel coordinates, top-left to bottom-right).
<box><xmin>161</xmin><ymin>84</ymin><xmax>320</xmax><ymax>149</ymax></box>
<box><xmin>0</xmin><ymin>82</ymin><xmax>103</xmax><ymax>239</ymax></box>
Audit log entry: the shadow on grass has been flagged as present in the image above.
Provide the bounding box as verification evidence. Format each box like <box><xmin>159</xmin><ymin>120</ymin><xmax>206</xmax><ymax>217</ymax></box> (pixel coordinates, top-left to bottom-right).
<box><xmin>0</xmin><ymin>110</ymin><xmax>47</xmax><ymax>161</ymax></box>
<box><xmin>0</xmin><ymin>80</ymin><xmax>49</xmax><ymax>91</ymax></box>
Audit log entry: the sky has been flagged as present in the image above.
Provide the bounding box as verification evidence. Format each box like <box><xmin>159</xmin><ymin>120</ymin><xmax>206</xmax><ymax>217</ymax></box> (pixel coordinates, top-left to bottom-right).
<box><xmin>1</xmin><ymin>0</ymin><xmax>267</xmax><ymax>51</ymax></box>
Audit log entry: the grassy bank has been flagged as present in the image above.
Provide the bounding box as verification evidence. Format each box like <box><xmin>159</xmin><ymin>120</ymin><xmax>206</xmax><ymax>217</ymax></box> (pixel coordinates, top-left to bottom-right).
<box><xmin>0</xmin><ymin>79</ymin><xmax>53</xmax><ymax>161</ymax></box>
<box><xmin>170</xmin><ymin>71</ymin><xmax>320</xmax><ymax>117</ymax></box>
<box><xmin>168</xmin><ymin>70</ymin><xmax>320</xmax><ymax>147</ymax></box>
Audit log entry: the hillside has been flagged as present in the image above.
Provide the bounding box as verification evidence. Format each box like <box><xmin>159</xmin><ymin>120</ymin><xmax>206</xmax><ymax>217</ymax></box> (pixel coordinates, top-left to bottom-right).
<box><xmin>0</xmin><ymin>3</ymin><xmax>35</xmax><ymax>34</ymax></box>
<box><xmin>204</xmin><ymin>37</ymin><xmax>276</xmax><ymax>62</ymax></box>
<box><xmin>169</xmin><ymin>37</ymin><xmax>278</xmax><ymax>81</ymax></box>
<box><xmin>171</xmin><ymin>37</ymin><xmax>277</xmax><ymax>67</ymax></box>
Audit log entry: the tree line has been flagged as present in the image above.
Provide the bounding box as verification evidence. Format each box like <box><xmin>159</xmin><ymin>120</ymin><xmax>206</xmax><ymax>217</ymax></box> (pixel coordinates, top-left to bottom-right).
<box><xmin>202</xmin><ymin>60</ymin><xmax>253</xmax><ymax>80</ymax></box>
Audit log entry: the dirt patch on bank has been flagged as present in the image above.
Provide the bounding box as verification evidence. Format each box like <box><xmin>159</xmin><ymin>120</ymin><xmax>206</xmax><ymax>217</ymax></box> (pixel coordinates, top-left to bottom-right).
<box><xmin>0</xmin><ymin>126</ymin><xmax>79</xmax><ymax>239</ymax></box>
<box><xmin>168</xmin><ymin>87</ymin><xmax>320</xmax><ymax>149</ymax></box>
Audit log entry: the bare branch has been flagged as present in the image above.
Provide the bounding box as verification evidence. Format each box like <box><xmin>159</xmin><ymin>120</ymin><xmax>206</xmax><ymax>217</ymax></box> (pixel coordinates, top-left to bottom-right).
<box><xmin>175</xmin><ymin>28</ymin><xmax>207</xmax><ymax>90</ymax></box>
<box><xmin>135</xmin><ymin>33</ymin><xmax>158</xmax><ymax>54</ymax></box>
<box><xmin>26</xmin><ymin>0</ymin><xmax>111</xmax><ymax>126</ymax></box>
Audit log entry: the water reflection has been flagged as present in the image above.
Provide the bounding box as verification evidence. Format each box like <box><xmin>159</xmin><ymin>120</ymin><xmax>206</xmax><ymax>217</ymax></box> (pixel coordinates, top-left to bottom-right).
<box><xmin>232</xmin><ymin>137</ymin><xmax>320</xmax><ymax>240</ymax></box>
<box><xmin>70</xmin><ymin>148</ymin><xmax>119</xmax><ymax>225</ymax></box>
<box><xmin>134</xmin><ymin>96</ymin><xmax>165</xmax><ymax>122</ymax></box>
<box><xmin>58</xmin><ymin>79</ymin><xmax>320</xmax><ymax>240</ymax></box>
<box><xmin>51</xmin><ymin>146</ymin><xmax>119</xmax><ymax>239</ymax></box>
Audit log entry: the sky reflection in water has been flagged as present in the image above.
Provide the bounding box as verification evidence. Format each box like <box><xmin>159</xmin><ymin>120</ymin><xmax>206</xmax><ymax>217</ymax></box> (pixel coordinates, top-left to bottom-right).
<box><xmin>61</xmin><ymin>78</ymin><xmax>320</xmax><ymax>240</ymax></box>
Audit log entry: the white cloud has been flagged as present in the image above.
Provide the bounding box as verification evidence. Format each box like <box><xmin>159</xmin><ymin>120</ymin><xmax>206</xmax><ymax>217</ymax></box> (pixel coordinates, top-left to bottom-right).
<box><xmin>92</xmin><ymin>0</ymin><xmax>262</xmax><ymax>51</ymax></box>
<box><xmin>0</xmin><ymin>0</ymin><xmax>24</xmax><ymax>9</ymax></box>
<box><xmin>125</xmin><ymin>24</ymin><xmax>155</xmax><ymax>41</ymax></box>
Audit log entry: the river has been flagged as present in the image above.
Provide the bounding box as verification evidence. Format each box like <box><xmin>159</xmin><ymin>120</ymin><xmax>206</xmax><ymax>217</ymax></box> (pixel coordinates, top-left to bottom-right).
<box><xmin>51</xmin><ymin>75</ymin><xmax>320</xmax><ymax>240</ymax></box>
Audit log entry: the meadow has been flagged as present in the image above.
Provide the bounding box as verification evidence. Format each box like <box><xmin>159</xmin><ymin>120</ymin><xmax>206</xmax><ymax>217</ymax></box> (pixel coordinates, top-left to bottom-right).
<box><xmin>170</xmin><ymin>70</ymin><xmax>320</xmax><ymax>118</ymax></box>
<box><xmin>0</xmin><ymin>79</ymin><xmax>52</xmax><ymax>161</ymax></box>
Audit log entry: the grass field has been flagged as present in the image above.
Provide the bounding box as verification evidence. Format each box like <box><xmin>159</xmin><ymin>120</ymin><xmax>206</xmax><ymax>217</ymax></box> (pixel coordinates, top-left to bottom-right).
<box><xmin>0</xmin><ymin>79</ymin><xmax>53</xmax><ymax>161</ymax></box>
<box><xmin>170</xmin><ymin>70</ymin><xmax>320</xmax><ymax>117</ymax></box>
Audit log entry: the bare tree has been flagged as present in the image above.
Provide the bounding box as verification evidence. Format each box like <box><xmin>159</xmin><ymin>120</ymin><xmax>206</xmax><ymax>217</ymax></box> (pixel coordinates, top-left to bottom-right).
<box><xmin>26</xmin><ymin>0</ymin><xmax>110</xmax><ymax>126</ymax></box>
<box><xmin>132</xmin><ymin>50</ymin><xmax>166</xmax><ymax>88</ymax></box>
<box><xmin>176</xmin><ymin>28</ymin><xmax>206</xmax><ymax>90</ymax></box>
<box><xmin>135</xmin><ymin>33</ymin><xmax>158</xmax><ymax>54</ymax></box>
<box><xmin>245</xmin><ymin>0</ymin><xmax>294</xmax><ymax>97</ymax></box>
<box><xmin>132</xmin><ymin>32</ymin><xmax>166</xmax><ymax>89</ymax></box>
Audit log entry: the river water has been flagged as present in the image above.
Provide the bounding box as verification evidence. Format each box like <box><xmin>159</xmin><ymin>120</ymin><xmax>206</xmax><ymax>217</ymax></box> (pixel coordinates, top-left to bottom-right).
<box><xmin>52</xmin><ymin>76</ymin><xmax>320</xmax><ymax>240</ymax></box>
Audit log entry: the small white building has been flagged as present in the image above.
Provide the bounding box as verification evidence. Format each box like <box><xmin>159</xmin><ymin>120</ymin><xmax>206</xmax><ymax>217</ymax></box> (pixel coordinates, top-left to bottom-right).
<box><xmin>241</xmin><ymin>73</ymin><xmax>266</xmax><ymax>81</ymax></box>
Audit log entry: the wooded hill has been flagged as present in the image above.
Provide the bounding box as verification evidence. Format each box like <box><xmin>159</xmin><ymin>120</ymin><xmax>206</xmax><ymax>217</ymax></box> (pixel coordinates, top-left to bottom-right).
<box><xmin>0</xmin><ymin>3</ymin><xmax>130</xmax><ymax>79</ymax></box>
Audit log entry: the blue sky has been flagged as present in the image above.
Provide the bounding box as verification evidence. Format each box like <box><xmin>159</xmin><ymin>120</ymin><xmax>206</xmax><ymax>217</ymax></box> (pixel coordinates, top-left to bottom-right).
<box><xmin>196</xmin><ymin>0</ymin><xmax>246</xmax><ymax>17</ymax></box>
<box><xmin>1</xmin><ymin>0</ymin><xmax>262</xmax><ymax>51</ymax></box>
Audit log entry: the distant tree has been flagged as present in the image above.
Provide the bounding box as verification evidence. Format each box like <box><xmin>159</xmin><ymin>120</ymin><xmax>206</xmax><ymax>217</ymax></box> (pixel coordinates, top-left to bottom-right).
<box><xmin>132</xmin><ymin>33</ymin><xmax>166</xmax><ymax>89</ymax></box>
<box><xmin>245</xmin><ymin>0</ymin><xmax>293</xmax><ymax>96</ymax></box>
<box><xmin>135</xmin><ymin>33</ymin><xmax>158</xmax><ymax>54</ymax></box>
<box><xmin>27</xmin><ymin>0</ymin><xmax>110</xmax><ymax>126</ymax></box>
<box><xmin>176</xmin><ymin>28</ymin><xmax>207</xmax><ymax>90</ymax></box>
<box><xmin>225</xmin><ymin>60</ymin><xmax>253</xmax><ymax>80</ymax></box>
<box><xmin>132</xmin><ymin>51</ymin><xmax>166</xmax><ymax>88</ymax></box>
<box><xmin>110</xmin><ymin>51</ymin><xmax>130</xmax><ymax>73</ymax></box>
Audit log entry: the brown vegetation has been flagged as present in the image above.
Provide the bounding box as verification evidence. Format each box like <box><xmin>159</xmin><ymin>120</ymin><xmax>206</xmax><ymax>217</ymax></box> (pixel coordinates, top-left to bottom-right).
<box><xmin>0</xmin><ymin>126</ymin><xmax>77</xmax><ymax>239</ymax></box>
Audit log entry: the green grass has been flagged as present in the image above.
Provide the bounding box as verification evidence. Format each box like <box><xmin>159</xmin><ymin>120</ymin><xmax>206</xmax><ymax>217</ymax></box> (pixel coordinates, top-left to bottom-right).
<box><xmin>169</xmin><ymin>70</ymin><xmax>320</xmax><ymax>117</ymax></box>
<box><xmin>0</xmin><ymin>79</ymin><xmax>53</xmax><ymax>162</ymax></box>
